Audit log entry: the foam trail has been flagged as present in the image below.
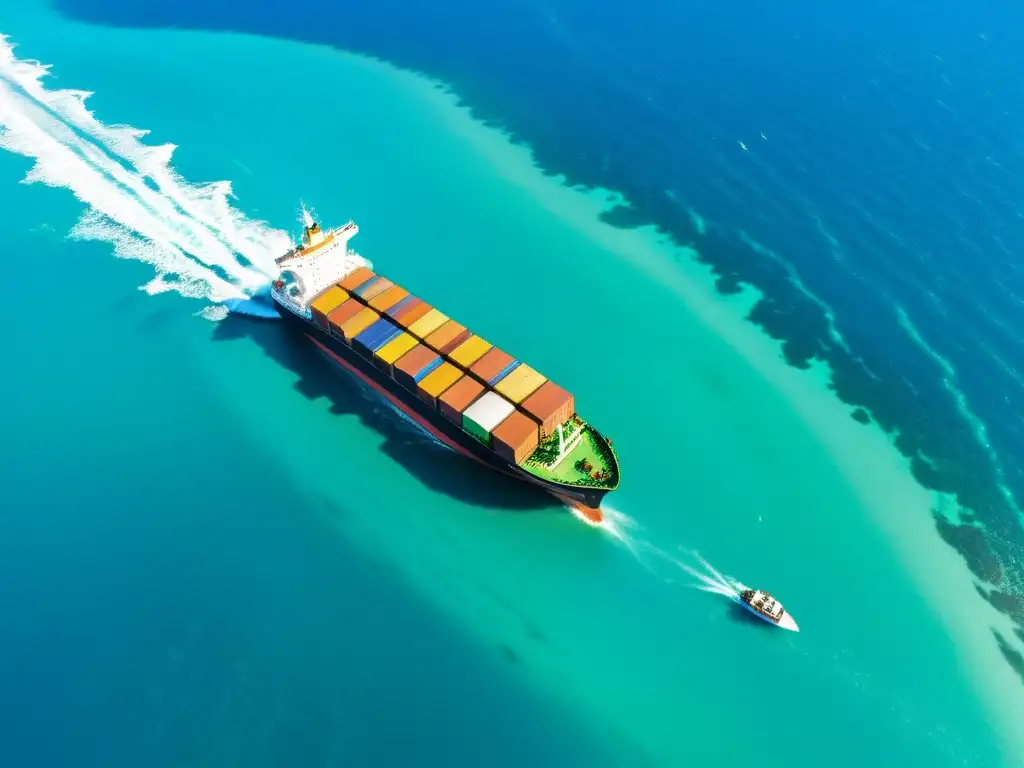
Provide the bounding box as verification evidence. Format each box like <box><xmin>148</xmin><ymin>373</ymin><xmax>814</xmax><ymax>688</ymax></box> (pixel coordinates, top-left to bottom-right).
<box><xmin>0</xmin><ymin>36</ymin><xmax>291</xmax><ymax>302</ymax></box>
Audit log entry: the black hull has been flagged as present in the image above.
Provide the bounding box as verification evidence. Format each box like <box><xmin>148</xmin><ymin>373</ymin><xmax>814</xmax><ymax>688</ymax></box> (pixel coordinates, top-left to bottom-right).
<box><xmin>274</xmin><ymin>303</ymin><xmax>611</xmax><ymax>515</ymax></box>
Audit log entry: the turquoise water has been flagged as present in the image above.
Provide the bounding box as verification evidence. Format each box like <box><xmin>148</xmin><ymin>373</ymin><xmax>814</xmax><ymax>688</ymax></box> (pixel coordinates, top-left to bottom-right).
<box><xmin>0</xmin><ymin>2</ymin><xmax>1021</xmax><ymax>766</ymax></box>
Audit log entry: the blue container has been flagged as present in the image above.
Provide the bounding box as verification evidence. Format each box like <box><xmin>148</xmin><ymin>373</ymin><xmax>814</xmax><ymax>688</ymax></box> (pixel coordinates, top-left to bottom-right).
<box><xmin>488</xmin><ymin>359</ymin><xmax>521</xmax><ymax>386</ymax></box>
<box><xmin>353</xmin><ymin>318</ymin><xmax>402</xmax><ymax>358</ymax></box>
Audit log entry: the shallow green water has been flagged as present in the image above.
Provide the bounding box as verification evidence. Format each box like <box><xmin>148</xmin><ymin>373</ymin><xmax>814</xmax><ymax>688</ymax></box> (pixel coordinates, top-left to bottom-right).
<box><xmin>0</xmin><ymin>3</ymin><xmax>1019</xmax><ymax>765</ymax></box>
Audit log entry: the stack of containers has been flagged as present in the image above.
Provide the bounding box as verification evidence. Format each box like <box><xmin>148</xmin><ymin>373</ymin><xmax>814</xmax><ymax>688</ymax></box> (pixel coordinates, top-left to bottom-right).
<box><xmin>373</xmin><ymin>331</ymin><xmax>419</xmax><ymax>375</ymax></box>
<box><xmin>327</xmin><ymin>299</ymin><xmax>365</xmax><ymax>337</ymax></box>
<box><xmin>415</xmin><ymin>362</ymin><xmax>463</xmax><ymax>407</ymax></box>
<box><xmin>439</xmin><ymin>376</ymin><xmax>485</xmax><ymax>424</ymax></box>
<box><xmin>339</xmin><ymin>266</ymin><xmax>375</xmax><ymax>291</ymax></box>
<box><xmin>491</xmin><ymin>411</ymin><xmax>540</xmax><ymax>465</ymax></box>
<box><xmin>469</xmin><ymin>347</ymin><xmax>521</xmax><ymax>386</ymax></box>
<box><xmin>462</xmin><ymin>391</ymin><xmax>516</xmax><ymax>447</ymax></box>
<box><xmin>406</xmin><ymin>308</ymin><xmax>449</xmax><ymax>340</ymax></box>
<box><xmin>352</xmin><ymin>317</ymin><xmax>403</xmax><ymax>359</ymax></box>
<box><xmin>423</xmin><ymin>320</ymin><xmax>471</xmax><ymax>356</ymax></box>
<box><xmin>390</xmin><ymin>299</ymin><xmax>433</xmax><ymax>329</ymax></box>
<box><xmin>369</xmin><ymin>284</ymin><xmax>409</xmax><ymax>312</ymax></box>
<box><xmin>383</xmin><ymin>295</ymin><xmax>418</xmax><ymax>321</ymax></box>
<box><xmin>309</xmin><ymin>285</ymin><xmax>350</xmax><ymax>330</ymax></box>
<box><xmin>394</xmin><ymin>345</ymin><xmax>444</xmax><ymax>391</ymax></box>
<box><xmin>493</xmin><ymin>364</ymin><xmax>547</xmax><ymax>405</ymax></box>
<box><xmin>447</xmin><ymin>335</ymin><xmax>492</xmax><ymax>369</ymax></box>
<box><xmin>354</xmin><ymin>276</ymin><xmax>395</xmax><ymax>302</ymax></box>
<box><xmin>520</xmin><ymin>381</ymin><xmax>575</xmax><ymax>439</ymax></box>
<box><xmin>338</xmin><ymin>306</ymin><xmax>380</xmax><ymax>343</ymax></box>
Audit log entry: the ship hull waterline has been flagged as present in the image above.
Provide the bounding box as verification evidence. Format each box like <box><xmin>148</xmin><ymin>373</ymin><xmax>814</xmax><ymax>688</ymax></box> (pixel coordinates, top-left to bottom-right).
<box><xmin>273</xmin><ymin>305</ymin><xmax>611</xmax><ymax>522</ymax></box>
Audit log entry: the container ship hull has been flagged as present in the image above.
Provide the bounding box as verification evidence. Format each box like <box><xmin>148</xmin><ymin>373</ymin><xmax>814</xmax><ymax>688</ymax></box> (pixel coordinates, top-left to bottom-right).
<box><xmin>274</xmin><ymin>304</ymin><xmax>612</xmax><ymax>515</ymax></box>
<box><xmin>268</xmin><ymin>210</ymin><xmax>619</xmax><ymax>523</ymax></box>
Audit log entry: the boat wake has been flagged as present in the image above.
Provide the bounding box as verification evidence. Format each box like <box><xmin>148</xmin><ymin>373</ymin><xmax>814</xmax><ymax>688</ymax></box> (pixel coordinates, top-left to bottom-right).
<box><xmin>596</xmin><ymin>508</ymin><xmax>743</xmax><ymax>599</ymax></box>
<box><xmin>0</xmin><ymin>35</ymin><xmax>289</xmax><ymax>304</ymax></box>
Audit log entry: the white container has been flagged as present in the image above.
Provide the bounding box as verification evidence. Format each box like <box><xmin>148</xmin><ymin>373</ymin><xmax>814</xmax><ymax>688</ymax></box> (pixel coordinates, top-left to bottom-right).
<box><xmin>462</xmin><ymin>390</ymin><xmax>515</xmax><ymax>443</ymax></box>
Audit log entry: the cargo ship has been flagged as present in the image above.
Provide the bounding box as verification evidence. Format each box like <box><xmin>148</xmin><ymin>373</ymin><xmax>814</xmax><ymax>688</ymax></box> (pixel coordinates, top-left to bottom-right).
<box><xmin>268</xmin><ymin>208</ymin><xmax>619</xmax><ymax>522</ymax></box>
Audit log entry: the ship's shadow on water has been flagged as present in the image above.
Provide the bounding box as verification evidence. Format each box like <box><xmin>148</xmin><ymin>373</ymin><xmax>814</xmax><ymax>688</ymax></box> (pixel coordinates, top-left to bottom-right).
<box><xmin>212</xmin><ymin>314</ymin><xmax>562</xmax><ymax>515</ymax></box>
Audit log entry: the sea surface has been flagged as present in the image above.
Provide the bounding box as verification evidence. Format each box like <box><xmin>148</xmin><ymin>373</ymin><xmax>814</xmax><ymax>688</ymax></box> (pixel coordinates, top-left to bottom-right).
<box><xmin>1</xmin><ymin>0</ymin><xmax>1022</xmax><ymax>765</ymax></box>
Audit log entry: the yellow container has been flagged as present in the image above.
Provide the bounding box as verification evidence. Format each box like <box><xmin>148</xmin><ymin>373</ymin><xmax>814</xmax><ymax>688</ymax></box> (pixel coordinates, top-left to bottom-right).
<box><xmin>417</xmin><ymin>362</ymin><xmax>463</xmax><ymax>402</ymax></box>
<box><xmin>340</xmin><ymin>307</ymin><xmax>380</xmax><ymax>340</ymax></box>
<box><xmin>407</xmin><ymin>308</ymin><xmax>449</xmax><ymax>339</ymax></box>
<box><xmin>494</xmin><ymin>364</ymin><xmax>547</xmax><ymax>404</ymax></box>
<box><xmin>448</xmin><ymin>335</ymin><xmax>492</xmax><ymax>368</ymax></box>
<box><xmin>375</xmin><ymin>331</ymin><xmax>419</xmax><ymax>365</ymax></box>
<box><xmin>310</xmin><ymin>285</ymin><xmax>349</xmax><ymax>317</ymax></box>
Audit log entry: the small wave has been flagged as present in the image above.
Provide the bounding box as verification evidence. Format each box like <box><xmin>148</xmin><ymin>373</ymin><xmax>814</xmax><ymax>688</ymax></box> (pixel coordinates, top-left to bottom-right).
<box><xmin>896</xmin><ymin>304</ymin><xmax>1024</xmax><ymax>525</ymax></box>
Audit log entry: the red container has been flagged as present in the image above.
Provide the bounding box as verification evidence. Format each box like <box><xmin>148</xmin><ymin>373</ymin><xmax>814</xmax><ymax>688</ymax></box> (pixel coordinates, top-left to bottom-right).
<box><xmin>326</xmin><ymin>299</ymin><xmax>365</xmax><ymax>337</ymax></box>
<box><xmin>393</xmin><ymin>344</ymin><xmax>442</xmax><ymax>391</ymax></box>
<box><xmin>469</xmin><ymin>347</ymin><xmax>516</xmax><ymax>384</ymax></box>
<box><xmin>491</xmin><ymin>410</ymin><xmax>540</xmax><ymax>465</ymax></box>
<box><xmin>393</xmin><ymin>300</ymin><xmax>433</xmax><ymax>329</ymax></box>
<box><xmin>439</xmin><ymin>376</ymin><xmax>485</xmax><ymax>423</ymax></box>
<box><xmin>520</xmin><ymin>380</ymin><xmax>575</xmax><ymax>438</ymax></box>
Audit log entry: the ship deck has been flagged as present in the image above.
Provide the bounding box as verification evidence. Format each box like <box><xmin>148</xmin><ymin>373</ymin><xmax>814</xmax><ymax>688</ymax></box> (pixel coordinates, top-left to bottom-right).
<box><xmin>523</xmin><ymin>424</ymin><xmax>619</xmax><ymax>491</ymax></box>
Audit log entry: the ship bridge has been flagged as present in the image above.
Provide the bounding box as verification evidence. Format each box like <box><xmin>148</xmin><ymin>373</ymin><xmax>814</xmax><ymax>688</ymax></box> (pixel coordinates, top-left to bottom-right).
<box><xmin>272</xmin><ymin>207</ymin><xmax>369</xmax><ymax>311</ymax></box>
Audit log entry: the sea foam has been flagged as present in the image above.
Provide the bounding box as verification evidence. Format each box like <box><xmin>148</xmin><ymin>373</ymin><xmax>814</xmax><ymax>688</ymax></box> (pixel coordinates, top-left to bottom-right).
<box><xmin>0</xmin><ymin>35</ymin><xmax>290</xmax><ymax>303</ymax></box>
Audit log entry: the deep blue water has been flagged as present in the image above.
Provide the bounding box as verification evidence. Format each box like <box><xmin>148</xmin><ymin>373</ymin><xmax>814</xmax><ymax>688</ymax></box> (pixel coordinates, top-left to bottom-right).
<box><xmin>54</xmin><ymin>0</ymin><xmax>1024</xmax><ymax>664</ymax></box>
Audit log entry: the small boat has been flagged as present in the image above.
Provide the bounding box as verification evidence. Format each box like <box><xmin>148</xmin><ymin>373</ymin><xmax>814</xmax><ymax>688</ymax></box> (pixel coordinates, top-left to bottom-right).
<box><xmin>736</xmin><ymin>588</ymin><xmax>799</xmax><ymax>632</ymax></box>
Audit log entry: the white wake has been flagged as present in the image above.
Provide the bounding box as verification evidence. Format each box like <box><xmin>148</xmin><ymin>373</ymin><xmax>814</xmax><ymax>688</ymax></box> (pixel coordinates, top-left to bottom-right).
<box><xmin>0</xmin><ymin>35</ymin><xmax>291</xmax><ymax>302</ymax></box>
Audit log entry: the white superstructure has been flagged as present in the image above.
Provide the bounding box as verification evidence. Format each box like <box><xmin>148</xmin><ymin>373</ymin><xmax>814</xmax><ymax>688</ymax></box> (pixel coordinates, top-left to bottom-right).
<box><xmin>270</xmin><ymin>205</ymin><xmax>370</xmax><ymax>319</ymax></box>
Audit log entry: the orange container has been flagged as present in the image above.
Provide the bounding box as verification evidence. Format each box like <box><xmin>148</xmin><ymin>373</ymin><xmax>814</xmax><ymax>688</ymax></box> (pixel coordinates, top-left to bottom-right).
<box><xmin>424</xmin><ymin>320</ymin><xmax>469</xmax><ymax>355</ymax></box>
<box><xmin>338</xmin><ymin>306</ymin><xmax>380</xmax><ymax>342</ymax></box>
<box><xmin>309</xmin><ymin>285</ymin><xmax>350</xmax><ymax>329</ymax></box>
<box><xmin>491</xmin><ymin>410</ymin><xmax>540</xmax><ymax>465</ymax></box>
<box><xmin>339</xmin><ymin>266</ymin><xmax>375</xmax><ymax>291</ymax></box>
<box><xmin>439</xmin><ymin>376</ymin><xmax>485</xmax><ymax>423</ymax></box>
<box><xmin>369</xmin><ymin>284</ymin><xmax>410</xmax><ymax>312</ymax></box>
<box><xmin>326</xmin><ymin>299</ymin><xmax>364</xmax><ymax>336</ymax></box>
<box><xmin>416</xmin><ymin>362</ymin><xmax>463</xmax><ymax>407</ymax></box>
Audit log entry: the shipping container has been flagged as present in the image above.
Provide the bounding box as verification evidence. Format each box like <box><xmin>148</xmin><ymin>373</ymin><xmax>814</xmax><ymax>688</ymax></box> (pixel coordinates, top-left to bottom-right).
<box><xmin>407</xmin><ymin>308</ymin><xmax>449</xmax><ymax>339</ymax></box>
<box><xmin>356</xmin><ymin>276</ymin><xmax>395</xmax><ymax>301</ymax></box>
<box><xmin>448</xmin><ymin>335</ymin><xmax>492</xmax><ymax>369</ymax></box>
<box><xmin>339</xmin><ymin>306</ymin><xmax>380</xmax><ymax>342</ymax></box>
<box><xmin>352</xmin><ymin>317</ymin><xmax>403</xmax><ymax>358</ymax></box>
<box><xmin>393</xmin><ymin>344</ymin><xmax>443</xmax><ymax>391</ymax></box>
<box><xmin>492</xmin><ymin>410</ymin><xmax>541</xmax><ymax>465</ymax></box>
<box><xmin>326</xmin><ymin>299</ymin><xmax>365</xmax><ymax>337</ymax></box>
<box><xmin>462</xmin><ymin>391</ymin><xmax>515</xmax><ymax>446</ymax></box>
<box><xmin>393</xmin><ymin>300</ymin><xmax>434</xmax><ymax>329</ymax></box>
<box><xmin>423</xmin><ymin>320</ymin><xmax>469</xmax><ymax>355</ymax></box>
<box><xmin>439</xmin><ymin>376</ymin><xmax>485</xmax><ymax>424</ymax></box>
<box><xmin>339</xmin><ymin>266</ymin><xmax>375</xmax><ymax>291</ymax></box>
<box><xmin>309</xmin><ymin>285</ymin><xmax>350</xmax><ymax>328</ymax></box>
<box><xmin>369</xmin><ymin>284</ymin><xmax>409</xmax><ymax>312</ymax></box>
<box><xmin>494</xmin><ymin>364</ymin><xmax>547</xmax><ymax>404</ymax></box>
<box><xmin>384</xmin><ymin>294</ymin><xmax>417</xmax><ymax>319</ymax></box>
<box><xmin>469</xmin><ymin>347</ymin><xmax>519</xmax><ymax>385</ymax></box>
<box><xmin>416</xmin><ymin>362</ymin><xmax>463</xmax><ymax>407</ymax></box>
<box><xmin>520</xmin><ymin>380</ymin><xmax>575</xmax><ymax>438</ymax></box>
<box><xmin>373</xmin><ymin>331</ymin><xmax>419</xmax><ymax>374</ymax></box>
